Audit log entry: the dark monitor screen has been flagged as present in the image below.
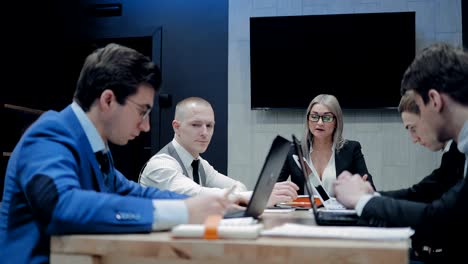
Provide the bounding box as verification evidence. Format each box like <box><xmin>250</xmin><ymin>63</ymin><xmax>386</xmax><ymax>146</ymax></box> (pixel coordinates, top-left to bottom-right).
<box><xmin>250</xmin><ymin>12</ymin><xmax>415</xmax><ymax>109</ymax></box>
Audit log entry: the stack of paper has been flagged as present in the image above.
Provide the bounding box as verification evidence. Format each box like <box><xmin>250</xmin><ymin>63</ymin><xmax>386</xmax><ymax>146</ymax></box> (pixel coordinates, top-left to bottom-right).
<box><xmin>261</xmin><ymin>223</ymin><xmax>414</xmax><ymax>241</ymax></box>
<box><xmin>172</xmin><ymin>217</ymin><xmax>264</xmax><ymax>239</ymax></box>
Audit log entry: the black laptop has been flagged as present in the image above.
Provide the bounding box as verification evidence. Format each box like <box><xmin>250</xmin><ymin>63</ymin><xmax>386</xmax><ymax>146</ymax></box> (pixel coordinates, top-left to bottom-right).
<box><xmin>224</xmin><ymin>135</ymin><xmax>291</xmax><ymax>219</ymax></box>
<box><xmin>291</xmin><ymin>135</ymin><xmax>360</xmax><ymax>226</ymax></box>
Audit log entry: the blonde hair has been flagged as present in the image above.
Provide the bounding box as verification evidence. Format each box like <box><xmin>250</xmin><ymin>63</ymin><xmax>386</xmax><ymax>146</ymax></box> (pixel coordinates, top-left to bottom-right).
<box><xmin>302</xmin><ymin>94</ymin><xmax>345</xmax><ymax>159</ymax></box>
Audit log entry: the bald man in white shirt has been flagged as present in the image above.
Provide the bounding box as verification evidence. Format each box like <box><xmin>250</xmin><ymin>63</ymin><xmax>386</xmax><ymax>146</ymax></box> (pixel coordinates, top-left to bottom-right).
<box><xmin>139</xmin><ymin>97</ymin><xmax>299</xmax><ymax>206</ymax></box>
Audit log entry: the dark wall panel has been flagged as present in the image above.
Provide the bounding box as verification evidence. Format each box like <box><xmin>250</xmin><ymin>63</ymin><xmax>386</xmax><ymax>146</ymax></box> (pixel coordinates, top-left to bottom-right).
<box><xmin>85</xmin><ymin>0</ymin><xmax>229</xmax><ymax>176</ymax></box>
<box><xmin>1</xmin><ymin>0</ymin><xmax>228</xmax><ymax>199</ymax></box>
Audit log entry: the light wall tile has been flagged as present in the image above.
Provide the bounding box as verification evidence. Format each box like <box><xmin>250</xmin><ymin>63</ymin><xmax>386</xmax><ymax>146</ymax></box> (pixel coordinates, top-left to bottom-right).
<box><xmin>228</xmin><ymin>0</ymin><xmax>463</xmax><ymax>191</ymax></box>
<box><xmin>435</xmin><ymin>0</ymin><xmax>462</xmax><ymax>32</ymax></box>
<box><xmin>277</xmin><ymin>0</ymin><xmax>303</xmax><ymax>16</ymax></box>
<box><xmin>380</xmin><ymin>0</ymin><xmax>408</xmax><ymax>11</ymax></box>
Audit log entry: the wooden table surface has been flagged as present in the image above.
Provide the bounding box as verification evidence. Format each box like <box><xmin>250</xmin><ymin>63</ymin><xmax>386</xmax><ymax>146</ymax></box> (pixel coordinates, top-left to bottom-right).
<box><xmin>51</xmin><ymin>211</ymin><xmax>410</xmax><ymax>264</ymax></box>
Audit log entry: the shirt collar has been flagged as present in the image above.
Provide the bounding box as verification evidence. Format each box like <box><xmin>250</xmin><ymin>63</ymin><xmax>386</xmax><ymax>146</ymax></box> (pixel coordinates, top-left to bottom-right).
<box><xmin>457</xmin><ymin>121</ymin><xmax>468</xmax><ymax>177</ymax></box>
<box><xmin>71</xmin><ymin>101</ymin><xmax>107</xmax><ymax>153</ymax></box>
<box><xmin>172</xmin><ymin>138</ymin><xmax>199</xmax><ymax>168</ymax></box>
<box><xmin>443</xmin><ymin>140</ymin><xmax>453</xmax><ymax>153</ymax></box>
<box><xmin>458</xmin><ymin>121</ymin><xmax>468</xmax><ymax>156</ymax></box>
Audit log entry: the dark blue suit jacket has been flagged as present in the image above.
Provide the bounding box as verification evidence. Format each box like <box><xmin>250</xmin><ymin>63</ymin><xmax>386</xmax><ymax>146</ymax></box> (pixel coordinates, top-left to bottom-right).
<box><xmin>278</xmin><ymin>140</ymin><xmax>375</xmax><ymax>195</ymax></box>
<box><xmin>0</xmin><ymin>105</ymin><xmax>187</xmax><ymax>264</ymax></box>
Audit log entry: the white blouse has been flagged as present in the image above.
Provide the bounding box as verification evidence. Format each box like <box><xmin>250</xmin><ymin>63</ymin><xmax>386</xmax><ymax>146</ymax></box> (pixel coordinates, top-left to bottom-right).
<box><xmin>308</xmin><ymin>144</ymin><xmax>337</xmax><ymax>197</ymax></box>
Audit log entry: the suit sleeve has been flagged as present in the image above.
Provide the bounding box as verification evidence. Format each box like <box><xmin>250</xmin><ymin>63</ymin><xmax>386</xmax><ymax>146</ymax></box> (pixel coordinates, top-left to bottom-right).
<box><xmin>360</xmin><ymin>179</ymin><xmax>467</xmax><ymax>255</ymax></box>
<box><xmin>114</xmin><ymin>169</ymin><xmax>188</xmax><ymax>199</ymax></box>
<box><xmin>278</xmin><ymin>146</ymin><xmax>294</xmax><ymax>182</ymax></box>
<box><xmin>350</xmin><ymin>141</ymin><xmax>376</xmax><ymax>189</ymax></box>
<box><xmin>19</xmin><ymin>125</ymin><xmax>174</xmax><ymax>235</ymax></box>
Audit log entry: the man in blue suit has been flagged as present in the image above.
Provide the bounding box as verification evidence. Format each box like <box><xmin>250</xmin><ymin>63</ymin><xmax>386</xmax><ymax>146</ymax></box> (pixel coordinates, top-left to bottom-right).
<box><xmin>0</xmin><ymin>43</ymin><xmax>233</xmax><ymax>264</ymax></box>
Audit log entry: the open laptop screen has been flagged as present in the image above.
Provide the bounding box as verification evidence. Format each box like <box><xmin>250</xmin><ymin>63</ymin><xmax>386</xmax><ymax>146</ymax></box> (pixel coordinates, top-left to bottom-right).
<box><xmin>291</xmin><ymin>135</ymin><xmax>316</xmax><ymax>197</ymax></box>
<box><xmin>291</xmin><ymin>135</ymin><xmax>331</xmax><ymax>203</ymax></box>
<box><xmin>292</xmin><ymin>135</ymin><xmax>359</xmax><ymax>225</ymax></box>
<box><xmin>225</xmin><ymin>135</ymin><xmax>291</xmax><ymax>218</ymax></box>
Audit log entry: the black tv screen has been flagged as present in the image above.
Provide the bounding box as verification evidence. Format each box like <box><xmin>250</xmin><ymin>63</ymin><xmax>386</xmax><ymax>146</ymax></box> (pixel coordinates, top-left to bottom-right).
<box><xmin>250</xmin><ymin>12</ymin><xmax>415</xmax><ymax>109</ymax></box>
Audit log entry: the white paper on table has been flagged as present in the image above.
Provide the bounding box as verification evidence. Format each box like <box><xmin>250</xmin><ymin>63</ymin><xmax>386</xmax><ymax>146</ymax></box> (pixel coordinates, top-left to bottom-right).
<box><xmin>261</xmin><ymin>223</ymin><xmax>414</xmax><ymax>241</ymax></box>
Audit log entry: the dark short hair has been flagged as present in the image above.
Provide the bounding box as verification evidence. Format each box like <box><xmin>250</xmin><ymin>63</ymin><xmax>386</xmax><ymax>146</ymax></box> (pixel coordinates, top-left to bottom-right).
<box><xmin>398</xmin><ymin>91</ymin><xmax>419</xmax><ymax>115</ymax></box>
<box><xmin>74</xmin><ymin>43</ymin><xmax>162</xmax><ymax>111</ymax></box>
<box><xmin>400</xmin><ymin>42</ymin><xmax>468</xmax><ymax>106</ymax></box>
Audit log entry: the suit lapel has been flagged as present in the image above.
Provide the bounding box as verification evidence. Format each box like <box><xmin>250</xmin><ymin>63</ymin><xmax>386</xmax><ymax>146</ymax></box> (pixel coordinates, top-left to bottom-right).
<box><xmin>334</xmin><ymin>152</ymin><xmax>344</xmax><ymax>178</ymax></box>
<box><xmin>62</xmin><ymin>106</ymin><xmax>106</xmax><ymax>192</ymax></box>
<box><xmin>88</xmin><ymin>148</ymin><xmax>106</xmax><ymax>191</ymax></box>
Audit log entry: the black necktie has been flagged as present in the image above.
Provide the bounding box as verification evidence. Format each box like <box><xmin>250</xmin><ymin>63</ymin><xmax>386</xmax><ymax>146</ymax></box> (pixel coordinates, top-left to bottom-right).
<box><xmin>95</xmin><ymin>151</ymin><xmax>114</xmax><ymax>191</ymax></box>
<box><xmin>191</xmin><ymin>159</ymin><xmax>200</xmax><ymax>184</ymax></box>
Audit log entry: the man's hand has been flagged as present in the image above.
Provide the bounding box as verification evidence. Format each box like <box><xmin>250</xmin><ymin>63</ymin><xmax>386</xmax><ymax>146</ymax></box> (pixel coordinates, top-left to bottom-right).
<box><xmin>361</xmin><ymin>174</ymin><xmax>375</xmax><ymax>192</ymax></box>
<box><xmin>266</xmin><ymin>181</ymin><xmax>299</xmax><ymax>207</ymax></box>
<box><xmin>184</xmin><ymin>194</ymin><xmax>232</xmax><ymax>224</ymax></box>
<box><xmin>333</xmin><ymin>171</ymin><xmax>374</xmax><ymax>208</ymax></box>
<box><xmin>230</xmin><ymin>193</ymin><xmax>250</xmax><ymax>207</ymax></box>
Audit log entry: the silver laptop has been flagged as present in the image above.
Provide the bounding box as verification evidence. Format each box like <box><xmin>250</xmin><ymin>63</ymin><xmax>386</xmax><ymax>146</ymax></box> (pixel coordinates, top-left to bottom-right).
<box><xmin>224</xmin><ymin>135</ymin><xmax>291</xmax><ymax>219</ymax></box>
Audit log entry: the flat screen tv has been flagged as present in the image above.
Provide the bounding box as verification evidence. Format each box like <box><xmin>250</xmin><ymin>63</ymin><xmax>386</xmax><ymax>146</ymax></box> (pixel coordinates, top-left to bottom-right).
<box><xmin>250</xmin><ymin>12</ymin><xmax>415</xmax><ymax>109</ymax></box>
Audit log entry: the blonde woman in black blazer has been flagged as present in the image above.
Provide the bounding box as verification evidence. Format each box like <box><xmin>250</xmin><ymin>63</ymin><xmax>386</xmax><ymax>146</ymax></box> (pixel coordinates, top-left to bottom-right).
<box><xmin>278</xmin><ymin>94</ymin><xmax>375</xmax><ymax>195</ymax></box>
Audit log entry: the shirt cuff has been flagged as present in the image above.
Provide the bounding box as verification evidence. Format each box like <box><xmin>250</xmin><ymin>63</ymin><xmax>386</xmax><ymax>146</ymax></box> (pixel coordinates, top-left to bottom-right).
<box><xmin>355</xmin><ymin>193</ymin><xmax>379</xmax><ymax>216</ymax></box>
<box><xmin>238</xmin><ymin>191</ymin><xmax>253</xmax><ymax>201</ymax></box>
<box><xmin>152</xmin><ymin>200</ymin><xmax>188</xmax><ymax>231</ymax></box>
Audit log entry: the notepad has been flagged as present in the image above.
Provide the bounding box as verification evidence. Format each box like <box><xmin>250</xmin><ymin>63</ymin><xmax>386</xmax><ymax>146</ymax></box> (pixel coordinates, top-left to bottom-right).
<box><xmin>171</xmin><ymin>217</ymin><xmax>264</xmax><ymax>239</ymax></box>
<box><xmin>263</xmin><ymin>208</ymin><xmax>296</xmax><ymax>213</ymax></box>
<box><xmin>261</xmin><ymin>223</ymin><xmax>414</xmax><ymax>241</ymax></box>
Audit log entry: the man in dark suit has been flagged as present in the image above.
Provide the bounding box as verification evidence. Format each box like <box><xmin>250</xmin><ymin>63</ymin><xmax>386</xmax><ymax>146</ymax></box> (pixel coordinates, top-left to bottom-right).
<box><xmin>333</xmin><ymin>43</ymin><xmax>468</xmax><ymax>263</ymax></box>
<box><xmin>0</xmin><ymin>43</ymin><xmax>233</xmax><ymax>264</ymax></box>
<box><xmin>376</xmin><ymin>91</ymin><xmax>464</xmax><ymax>261</ymax></box>
<box><xmin>379</xmin><ymin>92</ymin><xmax>465</xmax><ymax>204</ymax></box>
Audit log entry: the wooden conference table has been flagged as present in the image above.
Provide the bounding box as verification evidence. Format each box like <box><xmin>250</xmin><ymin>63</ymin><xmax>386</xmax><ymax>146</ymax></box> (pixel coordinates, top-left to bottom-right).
<box><xmin>51</xmin><ymin>211</ymin><xmax>410</xmax><ymax>264</ymax></box>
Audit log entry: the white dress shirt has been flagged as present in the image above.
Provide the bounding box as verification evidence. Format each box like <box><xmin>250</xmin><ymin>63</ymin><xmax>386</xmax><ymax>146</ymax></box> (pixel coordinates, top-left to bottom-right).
<box><xmin>140</xmin><ymin>139</ymin><xmax>248</xmax><ymax>197</ymax></box>
<box><xmin>308</xmin><ymin>144</ymin><xmax>337</xmax><ymax>196</ymax></box>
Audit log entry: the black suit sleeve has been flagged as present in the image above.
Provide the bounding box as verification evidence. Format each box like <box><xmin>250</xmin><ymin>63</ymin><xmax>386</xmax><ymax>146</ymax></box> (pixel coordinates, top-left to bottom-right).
<box><xmin>278</xmin><ymin>145</ymin><xmax>294</xmax><ymax>182</ymax></box>
<box><xmin>277</xmin><ymin>144</ymin><xmax>306</xmax><ymax>195</ymax></box>
<box><xmin>340</xmin><ymin>141</ymin><xmax>376</xmax><ymax>189</ymax></box>
<box><xmin>380</xmin><ymin>142</ymin><xmax>465</xmax><ymax>202</ymax></box>
<box><xmin>354</xmin><ymin>142</ymin><xmax>374</xmax><ymax>187</ymax></box>
<box><xmin>361</xmin><ymin>179</ymin><xmax>468</xmax><ymax>261</ymax></box>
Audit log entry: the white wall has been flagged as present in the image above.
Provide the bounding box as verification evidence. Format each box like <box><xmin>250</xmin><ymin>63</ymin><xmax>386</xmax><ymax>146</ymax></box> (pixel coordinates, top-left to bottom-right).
<box><xmin>227</xmin><ymin>0</ymin><xmax>462</xmax><ymax>190</ymax></box>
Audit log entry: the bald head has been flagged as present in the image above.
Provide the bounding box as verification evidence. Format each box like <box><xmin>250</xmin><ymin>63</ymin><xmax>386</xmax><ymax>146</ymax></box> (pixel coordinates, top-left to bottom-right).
<box><xmin>175</xmin><ymin>97</ymin><xmax>213</xmax><ymax>121</ymax></box>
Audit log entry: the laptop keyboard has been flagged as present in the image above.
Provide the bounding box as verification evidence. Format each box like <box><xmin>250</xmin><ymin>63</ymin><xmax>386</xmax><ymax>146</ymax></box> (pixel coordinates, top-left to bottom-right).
<box><xmin>323</xmin><ymin>198</ymin><xmax>347</xmax><ymax>210</ymax></box>
<box><xmin>224</xmin><ymin>207</ymin><xmax>247</xmax><ymax>218</ymax></box>
<box><xmin>318</xmin><ymin>211</ymin><xmax>358</xmax><ymax>221</ymax></box>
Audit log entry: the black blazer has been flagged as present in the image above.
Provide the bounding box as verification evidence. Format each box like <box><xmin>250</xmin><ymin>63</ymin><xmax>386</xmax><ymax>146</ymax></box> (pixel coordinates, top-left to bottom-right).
<box><xmin>361</xmin><ymin>142</ymin><xmax>466</xmax><ymax>262</ymax></box>
<box><xmin>278</xmin><ymin>140</ymin><xmax>375</xmax><ymax>195</ymax></box>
